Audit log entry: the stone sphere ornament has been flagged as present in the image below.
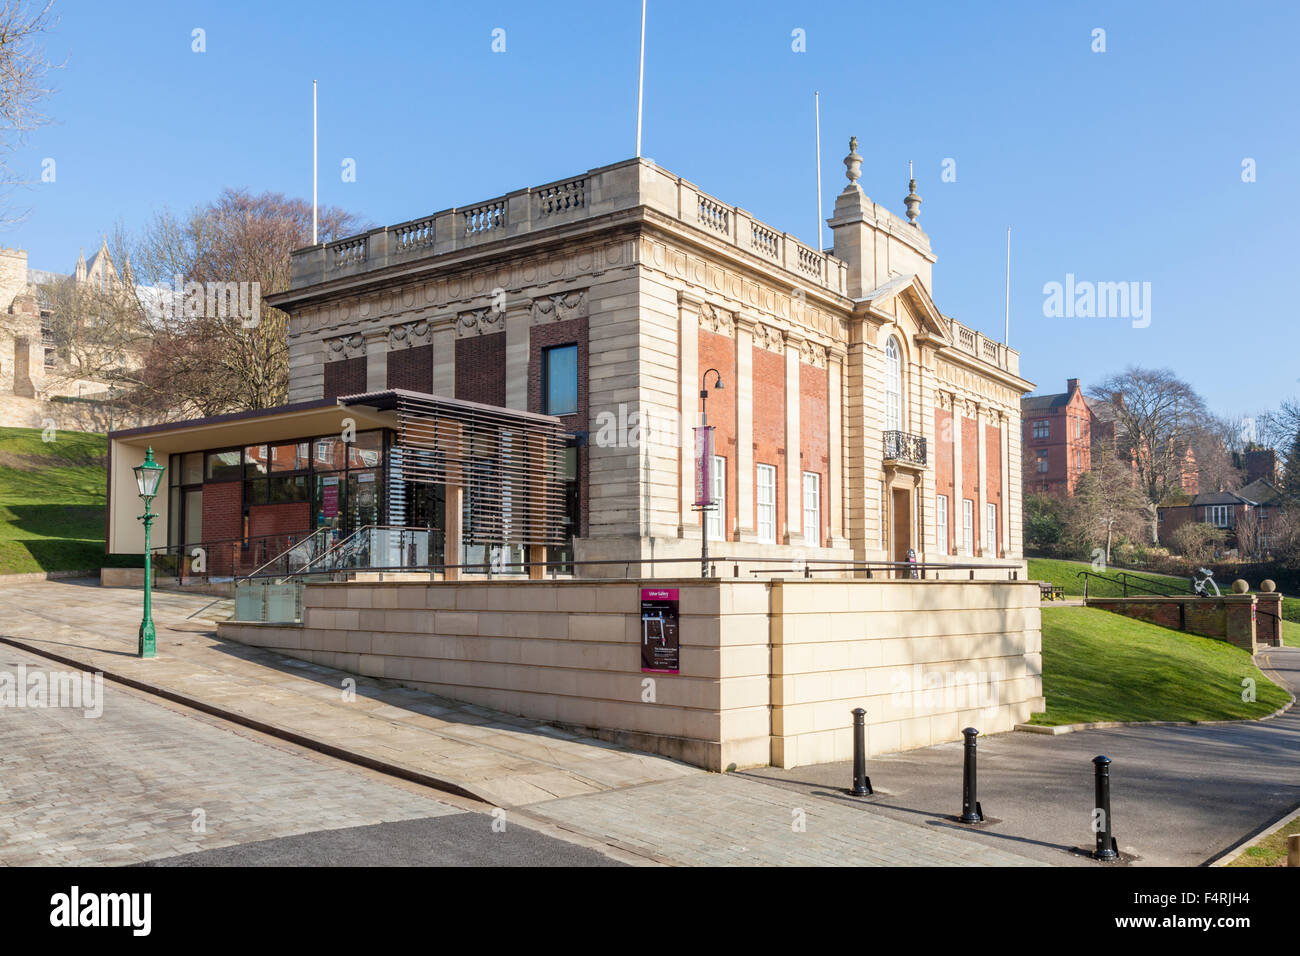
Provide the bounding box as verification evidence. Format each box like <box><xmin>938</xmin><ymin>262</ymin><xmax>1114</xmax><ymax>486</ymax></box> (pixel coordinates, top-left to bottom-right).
<box><xmin>1231</xmin><ymin>579</ymin><xmax>1249</xmax><ymax>594</ymax></box>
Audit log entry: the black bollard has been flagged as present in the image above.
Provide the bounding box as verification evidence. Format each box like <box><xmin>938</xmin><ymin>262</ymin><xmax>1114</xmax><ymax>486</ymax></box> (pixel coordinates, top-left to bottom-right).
<box><xmin>959</xmin><ymin>727</ymin><xmax>983</xmax><ymax>823</ymax></box>
<box><xmin>1092</xmin><ymin>755</ymin><xmax>1119</xmax><ymax>861</ymax></box>
<box><xmin>849</xmin><ymin>707</ymin><xmax>873</xmax><ymax>795</ymax></box>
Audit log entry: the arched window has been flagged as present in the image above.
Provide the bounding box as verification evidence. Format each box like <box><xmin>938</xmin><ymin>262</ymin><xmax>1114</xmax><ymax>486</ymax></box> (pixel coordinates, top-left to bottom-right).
<box><xmin>885</xmin><ymin>336</ymin><xmax>903</xmax><ymax>431</ymax></box>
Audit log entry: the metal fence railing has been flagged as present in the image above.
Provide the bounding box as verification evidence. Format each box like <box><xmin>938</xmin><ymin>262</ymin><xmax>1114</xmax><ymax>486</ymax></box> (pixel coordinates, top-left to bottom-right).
<box><xmin>228</xmin><ymin>550</ymin><xmax>1025</xmax><ymax>624</ymax></box>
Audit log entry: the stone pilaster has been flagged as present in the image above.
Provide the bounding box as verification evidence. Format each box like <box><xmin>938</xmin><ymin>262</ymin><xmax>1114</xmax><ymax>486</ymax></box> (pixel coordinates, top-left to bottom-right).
<box><xmin>677</xmin><ymin>290</ymin><xmax>702</xmax><ymax>536</ymax></box>
<box><xmin>364</xmin><ymin>331</ymin><xmax>388</xmax><ymax>392</ymax></box>
<box><xmin>976</xmin><ymin>402</ymin><xmax>988</xmax><ymax>556</ymax></box>
<box><xmin>504</xmin><ymin>303</ymin><xmax>530</xmax><ymax>410</ymax></box>
<box><xmin>431</xmin><ymin>320</ymin><xmax>455</xmax><ymax>396</ymax></box>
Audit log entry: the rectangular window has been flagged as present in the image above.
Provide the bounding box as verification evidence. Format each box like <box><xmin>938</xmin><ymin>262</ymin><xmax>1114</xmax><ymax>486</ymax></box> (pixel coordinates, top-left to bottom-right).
<box><xmin>543</xmin><ymin>344</ymin><xmax>579</xmax><ymax>416</ymax></box>
<box><xmin>244</xmin><ymin>444</ymin><xmax>269</xmax><ymax>477</ymax></box>
<box><xmin>985</xmin><ymin>502</ymin><xmax>997</xmax><ymax>555</ymax></box>
<box><xmin>181</xmin><ymin>452</ymin><xmax>204</xmax><ymax>486</ymax></box>
<box><xmin>347</xmin><ymin>430</ymin><xmax>384</xmax><ymax>469</ymax></box>
<box><xmin>1032</xmin><ymin>420</ymin><xmax>1049</xmax><ymax>440</ymax></box>
<box><xmin>269</xmin><ymin>475</ymin><xmax>310</xmax><ymax>504</ymax></box>
<box><xmin>756</xmin><ymin>464</ymin><xmax>776</xmax><ymax>544</ymax></box>
<box><xmin>706</xmin><ymin>456</ymin><xmax>726</xmax><ymax>541</ymax></box>
<box><xmin>802</xmin><ymin>472</ymin><xmax>821</xmax><ymax>547</ymax></box>
<box><xmin>270</xmin><ymin>442</ymin><xmax>310</xmax><ymax>473</ymax></box>
<box><xmin>962</xmin><ymin>499</ymin><xmax>974</xmax><ymax>555</ymax></box>
<box><xmin>1205</xmin><ymin>504</ymin><xmax>1231</xmax><ymax>527</ymax></box>
<box><xmin>205</xmin><ymin>449</ymin><xmax>242</xmax><ymax>481</ymax></box>
<box><xmin>1036</xmin><ymin>450</ymin><xmax>1049</xmax><ymax>473</ymax></box>
<box><xmin>936</xmin><ymin>494</ymin><xmax>949</xmax><ymax>554</ymax></box>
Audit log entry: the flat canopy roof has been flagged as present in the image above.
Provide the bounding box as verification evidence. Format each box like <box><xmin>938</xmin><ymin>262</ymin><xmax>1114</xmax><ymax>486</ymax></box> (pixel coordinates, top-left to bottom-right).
<box><xmin>107</xmin><ymin>390</ymin><xmax>564</xmax><ymax>456</ymax></box>
<box><xmin>337</xmin><ymin>388</ymin><xmax>563</xmax><ymax>427</ymax></box>
<box><xmin>108</xmin><ymin>398</ymin><xmax>393</xmax><ymax>454</ymax></box>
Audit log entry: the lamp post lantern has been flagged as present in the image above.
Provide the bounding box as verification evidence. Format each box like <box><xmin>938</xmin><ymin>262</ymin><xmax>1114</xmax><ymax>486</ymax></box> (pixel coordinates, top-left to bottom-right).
<box><xmin>133</xmin><ymin>447</ymin><xmax>165</xmax><ymax>658</ymax></box>
<box><xmin>698</xmin><ymin>369</ymin><xmax>724</xmax><ymax>578</ymax></box>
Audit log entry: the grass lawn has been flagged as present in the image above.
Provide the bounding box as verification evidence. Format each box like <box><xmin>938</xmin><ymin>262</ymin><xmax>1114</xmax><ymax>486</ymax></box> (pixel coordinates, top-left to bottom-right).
<box><xmin>1282</xmin><ymin>620</ymin><xmax>1300</xmax><ymax>648</ymax></box>
<box><xmin>1029</xmin><ymin>606</ymin><xmax>1291</xmax><ymax>725</ymax></box>
<box><xmin>0</xmin><ymin>426</ymin><xmax>140</xmax><ymax>575</ymax></box>
<box><xmin>1027</xmin><ymin>557</ymin><xmax>1189</xmax><ymax>598</ymax></box>
<box><xmin>1283</xmin><ymin>596</ymin><xmax>1300</xmax><ymax>624</ymax></box>
<box><xmin>1226</xmin><ymin>814</ymin><xmax>1300</xmax><ymax>867</ymax></box>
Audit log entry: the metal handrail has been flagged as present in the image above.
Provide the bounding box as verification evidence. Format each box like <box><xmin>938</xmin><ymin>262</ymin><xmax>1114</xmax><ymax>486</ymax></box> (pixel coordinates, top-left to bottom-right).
<box><xmin>237</xmin><ymin>527</ymin><xmax>335</xmax><ymax>582</ymax></box>
<box><xmin>1114</xmin><ymin>570</ymin><xmax>1191</xmax><ymax>596</ymax></box>
<box><xmin>275</xmin><ymin>524</ymin><xmax>440</xmax><ymax>580</ymax></box>
<box><xmin>1077</xmin><ymin>569</ymin><xmax>1183</xmax><ymax>600</ymax></box>
<box><xmin>264</xmin><ymin>551</ymin><xmax>1024</xmax><ymax>583</ymax></box>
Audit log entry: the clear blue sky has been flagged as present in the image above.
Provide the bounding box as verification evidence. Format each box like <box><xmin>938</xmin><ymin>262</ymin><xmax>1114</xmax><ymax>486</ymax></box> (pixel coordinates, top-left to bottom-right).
<box><xmin>9</xmin><ymin>0</ymin><xmax>1299</xmax><ymax>420</ymax></box>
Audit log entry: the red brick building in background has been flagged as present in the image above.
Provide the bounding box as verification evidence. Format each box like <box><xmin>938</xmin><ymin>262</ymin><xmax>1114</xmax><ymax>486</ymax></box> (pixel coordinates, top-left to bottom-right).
<box><xmin>1021</xmin><ymin>378</ymin><xmax>1093</xmax><ymax>495</ymax></box>
<box><xmin>1022</xmin><ymin>377</ymin><xmax>1199</xmax><ymax>500</ymax></box>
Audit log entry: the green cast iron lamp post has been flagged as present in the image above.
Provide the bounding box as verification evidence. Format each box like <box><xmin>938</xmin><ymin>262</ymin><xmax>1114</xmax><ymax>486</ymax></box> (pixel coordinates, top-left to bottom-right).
<box><xmin>133</xmin><ymin>447</ymin><xmax>165</xmax><ymax>658</ymax></box>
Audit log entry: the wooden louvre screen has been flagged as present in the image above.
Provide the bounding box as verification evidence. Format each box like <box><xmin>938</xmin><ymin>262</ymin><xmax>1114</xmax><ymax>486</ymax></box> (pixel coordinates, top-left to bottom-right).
<box><xmin>394</xmin><ymin>391</ymin><xmax>568</xmax><ymax>546</ymax></box>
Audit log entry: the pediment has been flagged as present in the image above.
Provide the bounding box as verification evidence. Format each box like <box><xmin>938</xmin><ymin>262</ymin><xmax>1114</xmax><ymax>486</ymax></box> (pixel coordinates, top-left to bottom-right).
<box><xmin>856</xmin><ymin>273</ymin><xmax>951</xmax><ymax>344</ymax></box>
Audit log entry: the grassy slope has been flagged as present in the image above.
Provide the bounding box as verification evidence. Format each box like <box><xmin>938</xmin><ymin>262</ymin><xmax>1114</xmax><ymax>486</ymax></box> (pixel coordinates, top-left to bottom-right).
<box><xmin>1030</xmin><ymin>606</ymin><xmax>1290</xmax><ymax>725</ymax></box>
<box><xmin>0</xmin><ymin>426</ymin><xmax>139</xmax><ymax>575</ymax></box>
<box><xmin>1027</xmin><ymin>557</ymin><xmax>1189</xmax><ymax>598</ymax></box>
<box><xmin>1226</xmin><ymin>815</ymin><xmax>1300</xmax><ymax>867</ymax></box>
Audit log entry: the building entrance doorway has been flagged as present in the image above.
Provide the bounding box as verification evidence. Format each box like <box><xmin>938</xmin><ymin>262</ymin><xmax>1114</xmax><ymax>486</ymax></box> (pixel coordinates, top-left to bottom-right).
<box><xmin>891</xmin><ymin>488</ymin><xmax>911</xmax><ymax>573</ymax></box>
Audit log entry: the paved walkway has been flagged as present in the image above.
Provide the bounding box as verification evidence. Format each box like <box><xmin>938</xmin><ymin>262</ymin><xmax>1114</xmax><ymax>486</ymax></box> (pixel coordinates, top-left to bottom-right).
<box><xmin>0</xmin><ymin>579</ymin><xmax>1047</xmax><ymax>866</ymax></box>
<box><xmin>748</xmin><ymin>646</ymin><xmax>1300</xmax><ymax>866</ymax></box>
<box><xmin>0</xmin><ymin>580</ymin><xmax>696</xmax><ymax>808</ymax></box>
<box><xmin>0</xmin><ymin>642</ymin><xmax>453</xmax><ymax>865</ymax></box>
<box><xmin>10</xmin><ymin>578</ymin><xmax>1291</xmax><ymax>867</ymax></box>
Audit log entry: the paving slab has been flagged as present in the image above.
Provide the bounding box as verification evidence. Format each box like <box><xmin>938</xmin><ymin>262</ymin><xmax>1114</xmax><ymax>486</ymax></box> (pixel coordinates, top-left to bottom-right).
<box><xmin>0</xmin><ymin>579</ymin><xmax>697</xmax><ymax>809</ymax></box>
<box><xmin>746</xmin><ymin>646</ymin><xmax>1300</xmax><ymax>867</ymax></box>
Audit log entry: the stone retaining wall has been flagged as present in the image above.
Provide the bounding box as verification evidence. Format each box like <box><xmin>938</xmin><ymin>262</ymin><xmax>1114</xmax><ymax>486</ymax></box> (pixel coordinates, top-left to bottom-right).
<box><xmin>1085</xmin><ymin>594</ymin><xmax>1260</xmax><ymax>652</ymax></box>
<box><xmin>218</xmin><ymin>577</ymin><xmax>1044</xmax><ymax>771</ymax></box>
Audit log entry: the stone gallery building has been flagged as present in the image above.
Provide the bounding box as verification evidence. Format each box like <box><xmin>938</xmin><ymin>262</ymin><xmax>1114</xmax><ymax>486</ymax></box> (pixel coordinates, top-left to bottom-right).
<box><xmin>109</xmin><ymin>145</ymin><xmax>1045</xmax><ymax>770</ymax></box>
<box><xmin>108</xmin><ymin>142</ymin><xmax>1032</xmax><ymax>577</ymax></box>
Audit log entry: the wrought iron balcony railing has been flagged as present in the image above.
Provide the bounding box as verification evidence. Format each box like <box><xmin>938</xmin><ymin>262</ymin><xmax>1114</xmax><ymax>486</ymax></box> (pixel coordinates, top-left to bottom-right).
<box><xmin>883</xmin><ymin>430</ymin><xmax>927</xmax><ymax>466</ymax></box>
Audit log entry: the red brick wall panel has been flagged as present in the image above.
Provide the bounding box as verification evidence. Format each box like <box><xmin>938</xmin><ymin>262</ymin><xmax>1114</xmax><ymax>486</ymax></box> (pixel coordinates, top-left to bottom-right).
<box><xmin>752</xmin><ymin>346</ymin><xmax>786</xmax><ymax>540</ymax></box>
<box><xmin>455</xmin><ymin>332</ymin><xmax>506</xmax><ymax>407</ymax></box>
<box><xmin>798</xmin><ymin>362</ymin><xmax>828</xmax><ymax>546</ymax></box>
<box><xmin>934</xmin><ymin>408</ymin><xmax>953</xmax><ymax>554</ymax></box>
<box><xmin>386</xmin><ymin>344</ymin><xmax>433</xmax><ymax>392</ymax></box>
<box><xmin>323</xmin><ymin>357</ymin><xmax>367</xmax><ymax>400</ymax></box>
<box><xmin>697</xmin><ymin>330</ymin><xmax>737</xmax><ymax>539</ymax></box>
<box><xmin>985</xmin><ymin>422</ymin><xmax>1003</xmax><ymax>556</ymax></box>
<box><xmin>961</xmin><ymin>415</ymin><xmax>979</xmax><ymax>551</ymax></box>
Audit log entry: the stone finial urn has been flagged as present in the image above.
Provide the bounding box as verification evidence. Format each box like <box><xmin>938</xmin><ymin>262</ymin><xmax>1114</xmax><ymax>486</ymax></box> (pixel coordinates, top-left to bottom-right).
<box><xmin>904</xmin><ymin>179</ymin><xmax>922</xmax><ymax>224</ymax></box>
<box><xmin>844</xmin><ymin>137</ymin><xmax>863</xmax><ymax>183</ymax></box>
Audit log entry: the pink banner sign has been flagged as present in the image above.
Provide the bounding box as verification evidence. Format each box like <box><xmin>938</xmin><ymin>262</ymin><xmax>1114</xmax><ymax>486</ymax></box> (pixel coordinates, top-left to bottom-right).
<box><xmin>694</xmin><ymin>426</ymin><xmax>714</xmax><ymax>508</ymax></box>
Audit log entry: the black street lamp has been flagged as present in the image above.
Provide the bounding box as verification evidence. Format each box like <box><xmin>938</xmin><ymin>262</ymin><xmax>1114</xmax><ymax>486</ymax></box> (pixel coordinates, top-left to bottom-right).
<box><xmin>133</xmin><ymin>447</ymin><xmax>165</xmax><ymax>658</ymax></box>
<box><xmin>699</xmin><ymin>369</ymin><xmax>724</xmax><ymax>578</ymax></box>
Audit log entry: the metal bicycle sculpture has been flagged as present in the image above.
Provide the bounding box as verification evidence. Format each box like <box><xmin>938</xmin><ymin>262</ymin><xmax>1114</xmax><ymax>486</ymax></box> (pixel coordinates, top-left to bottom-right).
<box><xmin>1191</xmin><ymin>566</ymin><xmax>1220</xmax><ymax>597</ymax></box>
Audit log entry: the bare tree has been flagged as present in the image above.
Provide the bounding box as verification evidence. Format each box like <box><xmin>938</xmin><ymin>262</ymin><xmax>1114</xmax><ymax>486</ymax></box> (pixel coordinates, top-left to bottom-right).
<box><xmin>0</xmin><ymin>0</ymin><xmax>60</xmax><ymax>223</ymax></box>
<box><xmin>1061</xmin><ymin>438</ymin><xmax>1149</xmax><ymax>564</ymax></box>
<box><xmin>127</xmin><ymin>189</ymin><xmax>364</xmax><ymax>415</ymax></box>
<box><xmin>1090</xmin><ymin>367</ymin><xmax>1211</xmax><ymax>544</ymax></box>
<box><xmin>1188</xmin><ymin>414</ymin><xmax>1244</xmax><ymax>493</ymax></box>
<box><xmin>1169</xmin><ymin>522</ymin><xmax>1226</xmax><ymax>564</ymax></box>
<box><xmin>1235</xmin><ymin>505</ymin><xmax>1262</xmax><ymax>560</ymax></box>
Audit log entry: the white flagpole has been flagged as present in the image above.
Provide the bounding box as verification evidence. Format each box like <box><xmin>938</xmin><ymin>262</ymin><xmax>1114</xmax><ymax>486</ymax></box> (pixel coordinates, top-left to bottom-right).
<box><xmin>815</xmin><ymin>91</ymin><xmax>823</xmax><ymax>253</ymax></box>
<box><xmin>636</xmin><ymin>0</ymin><xmax>646</xmax><ymax>157</ymax></box>
<box><xmin>312</xmin><ymin>80</ymin><xmax>319</xmax><ymax>245</ymax></box>
<box><xmin>1004</xmin><ymin>226</ymin><xmax>1011</xmax><ymax>344</ymax></box>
